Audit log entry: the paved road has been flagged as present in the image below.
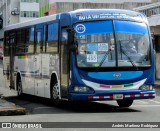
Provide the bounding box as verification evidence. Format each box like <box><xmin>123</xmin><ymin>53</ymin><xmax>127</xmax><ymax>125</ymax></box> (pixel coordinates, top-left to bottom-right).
<box><xmin>0</xmin><ymin>86</ymin><xmax>160</xmax><ymax>123</ymax></box>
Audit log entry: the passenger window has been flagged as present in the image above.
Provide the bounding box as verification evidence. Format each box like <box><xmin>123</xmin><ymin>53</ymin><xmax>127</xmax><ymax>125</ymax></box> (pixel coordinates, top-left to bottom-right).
<box><xmin>16</xmin><ymin>29</ymin><xmax>25</xmax><ymax>54</ymax></box>
<box><xmin>4</xmin><ymin>32</ymin><xmax>9</xmax><ymax>56</ymax></box>
<box><xmin>36</xmin><ymin>31</ymin><xmax>42</xmax><ymax>53</ymax></box>
<box><xmin>46</xmin><ymin>22</ymin><xmax>58</xmax><ymax>53</ymax></box>
<box><xmin>16</xmin><ymin>27</ymin><xmax>35</xmax><ymax>55</ymax></box>
<box><xmin>25</xmin><ymin>27</ymin><xmax>34</xmax><ymax>54</ymax></box>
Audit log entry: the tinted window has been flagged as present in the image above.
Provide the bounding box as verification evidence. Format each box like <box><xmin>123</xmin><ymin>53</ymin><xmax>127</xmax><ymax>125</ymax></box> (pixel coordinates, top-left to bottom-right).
<box><xmin>16</xmin><ymin>27</ymin><xmax>35</xmax><ymax>54</ymax></box>
<box><xmin>25</xmin><ymin>27</ymin><xmax>34</xmax><ymax>54</ymax></box>
<box><xmin>46</xmin><ymin>22</ymin><xmax>58</xmax><ymax>53</ymax></box>
<box><xmin>4</xmin><ymin>32</ymin><xmax>9</xmax><ymax>56</ymax></box>
<box><xmin>36</xmin><ymin>31</ymin><xmax>42</xmax><ymax>53</ymax></box>
<box><xmin>16</xmin><ymin>29</ymin><xmax>25</xmax><ymax>54</ymax></box>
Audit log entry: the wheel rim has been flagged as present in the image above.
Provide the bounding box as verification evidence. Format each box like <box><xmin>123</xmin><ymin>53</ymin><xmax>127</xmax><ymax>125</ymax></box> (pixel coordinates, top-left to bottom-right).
<box><xmin>18</xmin><ymin>82</ymin><xmax>22</xmax><ymax>95</ymax></box>
<box><xmin>52</xmin><ymin>83</ymin><xmax>59</xmax><ymax>100</ymax></box>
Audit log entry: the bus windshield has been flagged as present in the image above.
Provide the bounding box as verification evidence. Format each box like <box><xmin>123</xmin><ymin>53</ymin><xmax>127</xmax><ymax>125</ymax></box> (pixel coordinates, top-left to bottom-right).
<box><xmin>75</xmin><ymin>20</ymin><xmax>151</xmax><ymax>68</ymax></box>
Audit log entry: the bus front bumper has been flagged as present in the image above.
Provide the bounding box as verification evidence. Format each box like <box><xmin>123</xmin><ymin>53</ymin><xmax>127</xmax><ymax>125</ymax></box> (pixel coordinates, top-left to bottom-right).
<box><xmin>69</xmin><ymin>90</ymin><xmax>156</xmax><ymax>101</ymax></box>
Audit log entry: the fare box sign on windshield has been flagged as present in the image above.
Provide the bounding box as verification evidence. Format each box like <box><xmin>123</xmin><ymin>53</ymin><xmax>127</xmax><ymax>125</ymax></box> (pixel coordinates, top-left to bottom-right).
<box><xmin>77</xmin><ymin>13</ymin><xmax>142</xmax><ymax>21</ymax></box>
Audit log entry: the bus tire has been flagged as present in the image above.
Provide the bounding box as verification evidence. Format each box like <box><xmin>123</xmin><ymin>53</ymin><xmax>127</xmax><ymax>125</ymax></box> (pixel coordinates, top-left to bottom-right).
<box><xmin>117</xmin><ymin>99</ymin><xmax>133</xmax><ymax>107</ymax></box>
<box><xmin>17</xmin><ymin>78</ymin><xmax>23</xmax><ymax>97</ymax></box>
<box><xmin>50</xmin><ymin>79</ymin><xmax>61</xmax><ymax>106</ymax></box>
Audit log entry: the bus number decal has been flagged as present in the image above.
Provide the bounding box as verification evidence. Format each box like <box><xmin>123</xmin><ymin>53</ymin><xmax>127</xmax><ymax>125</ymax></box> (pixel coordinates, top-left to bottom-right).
<box><xmin>75</xmin><ymin>24</ymin><xmax>86</xmax><ymax>33</ymax></box>
<box><xmin>87</xmin><ymin>54</ymin><xmax>97</xmax><ymax>63</ymax></box>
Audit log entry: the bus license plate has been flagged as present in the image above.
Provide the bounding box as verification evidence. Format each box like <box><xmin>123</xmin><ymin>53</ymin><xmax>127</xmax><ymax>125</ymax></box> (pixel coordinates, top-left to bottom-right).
<box><xmin>113</xmin><ymin>94</ymin><xmax>123</xmax><ymax>100</ymax></box>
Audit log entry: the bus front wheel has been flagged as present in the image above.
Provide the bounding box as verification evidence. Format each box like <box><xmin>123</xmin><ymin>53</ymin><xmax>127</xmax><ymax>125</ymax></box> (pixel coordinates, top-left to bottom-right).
<box><xmin>117</xmin><ymin>99</ymin><xmax>133</xmax><ymax>107</ymax></box>
<box><xmin>51</xmin><ymin>80</ymin><xmax>61</xmax><ymax>106</ymax></box>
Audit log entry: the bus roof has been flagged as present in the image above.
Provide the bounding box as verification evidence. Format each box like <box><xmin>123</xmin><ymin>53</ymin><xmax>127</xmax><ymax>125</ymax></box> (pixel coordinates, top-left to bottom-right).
<box><xmin>4</xmin><ymin>9</ymin><xmax>147</xmax><ymax>31</ymax></box>
<box><xmin>4</xmin><ymin>14</ymin><xmax>60</xmax><ymax>31</ymax></box>
<box><xmin>69</xmin><ymin>9</ymin><xmax>148</xmax><ymax>23</ymax></box>
<box><xmin>69</xmin><ymin>9</ymin><xmax>143</xmax><ymax>15</ymax></box>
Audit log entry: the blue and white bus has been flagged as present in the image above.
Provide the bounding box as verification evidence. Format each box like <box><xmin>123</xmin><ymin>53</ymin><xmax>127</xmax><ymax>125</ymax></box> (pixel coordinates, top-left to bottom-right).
<box><xmin>3</xmin><ymin>9</ymin><xmax>156</xmax><ymax>107</ymax></box>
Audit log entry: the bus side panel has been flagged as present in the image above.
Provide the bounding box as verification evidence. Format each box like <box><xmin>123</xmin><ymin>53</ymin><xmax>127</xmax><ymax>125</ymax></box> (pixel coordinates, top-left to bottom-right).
<box><xmin>14</xmin><ymin>55</ymin><xmax>35</xmax><ymax>95</ymax></box>
<box><xmin>42</xmin><ymin>54</ymin><xmax>50</xmax><ymax>98</ymax></box>
<box><xmin>45</xmin><ymin>54</ymin><xmax>60</xmax><ymax>98</ymax></box>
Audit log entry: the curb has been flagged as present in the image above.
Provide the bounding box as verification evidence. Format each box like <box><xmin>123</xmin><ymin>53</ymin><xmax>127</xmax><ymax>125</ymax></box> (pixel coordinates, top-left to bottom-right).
<box><xmin>0</xmin><ymin>99</ymin><xmax>27</xmax><ymax>116</ymax></box>
<box><xmin>0</xmin><ymin>107</ymin><xmax>27</xmax><ymax>116</ymax></box>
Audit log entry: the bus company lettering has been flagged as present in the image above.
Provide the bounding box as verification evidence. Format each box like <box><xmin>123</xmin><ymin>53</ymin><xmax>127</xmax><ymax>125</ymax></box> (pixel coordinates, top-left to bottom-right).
<box><xmin>78</xmin><ymin>14</ymin><xmax>128</xmax><ymax>21</ymax></box>
<box><xmin>78</xmin><ymin>14</ymin><xmax>142</xmax><ymax>21</ymax></box>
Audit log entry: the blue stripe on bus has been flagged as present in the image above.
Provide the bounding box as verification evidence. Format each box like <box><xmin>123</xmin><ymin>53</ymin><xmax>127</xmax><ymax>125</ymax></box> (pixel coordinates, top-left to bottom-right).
<box><xmin>88</xmin><ymin>71</ymin><xmax>143</xmax><ymax>81</ymax></box>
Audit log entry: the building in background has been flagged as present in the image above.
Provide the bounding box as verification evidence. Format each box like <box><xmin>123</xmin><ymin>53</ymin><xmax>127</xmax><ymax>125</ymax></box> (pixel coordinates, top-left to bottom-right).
<box><xmin>0</xmin><ymin>0</ymin><xmax>39</xmax><ymax>40</ymax></box>
<box><xmin>39</xmin><ymin>0</ymin><xmax>152</xmax><ymax>17</ymax></box>
<box><xmin>134</xmin><ymin>2</ymin><xmax>160</xmax><ymax>79</ymax></box>
<box><xmin>20</xmin><ymin>0</ymin><xmax>39</xmax><ymax>22</ymax></box>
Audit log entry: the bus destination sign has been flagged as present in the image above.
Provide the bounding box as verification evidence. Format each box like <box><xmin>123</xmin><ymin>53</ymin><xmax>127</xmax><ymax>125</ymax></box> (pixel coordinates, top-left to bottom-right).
<box><xmin>77</xmin><ymin>13</ymin><xmax>144</xmax><ymax>22</ymax></box>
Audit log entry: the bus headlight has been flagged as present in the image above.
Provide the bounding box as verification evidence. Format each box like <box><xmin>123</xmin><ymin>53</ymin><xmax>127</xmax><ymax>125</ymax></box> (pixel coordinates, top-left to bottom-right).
<box><xmin>74</xmin><ymin>86</ymin><xmax>89</xmax><ymax>92</ymax></box>
<box><xmin>139</xmin><ymin>85</ymin><xmax>153</xmax><ymax>91</ymax></box>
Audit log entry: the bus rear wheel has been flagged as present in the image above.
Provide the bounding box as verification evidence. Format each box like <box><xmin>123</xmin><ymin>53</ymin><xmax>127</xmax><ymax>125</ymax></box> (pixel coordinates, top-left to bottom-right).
<box><xmin>117</xmin><ymin>99</ymin><xmax>133</xmax><ymax>107</ymax></box>
<box><xmin>51</xmin><ymin>80</ymin><xmax>61</xmax><ymax>106</ymax></box>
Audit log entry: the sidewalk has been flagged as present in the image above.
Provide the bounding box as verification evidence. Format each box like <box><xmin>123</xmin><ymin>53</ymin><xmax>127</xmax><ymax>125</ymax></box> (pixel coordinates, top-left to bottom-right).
<box><xmin>0</xmin><ymin>97</ymin><xmax>26</xmax><ymax>116</ymax></box>
<box><xmin>0</xmin><ymin>87</ymin><xmax>27</xmax><ymax>116</ymax></box>
<box><xmin>0</xmin><ymin>68</ymin><xmax>26</xmax><ymax>116</ymax></box>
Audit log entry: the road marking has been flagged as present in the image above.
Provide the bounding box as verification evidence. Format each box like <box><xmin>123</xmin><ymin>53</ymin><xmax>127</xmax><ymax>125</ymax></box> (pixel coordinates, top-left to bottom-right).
<box><xmin>35</xmin><ymin>107</ymin><xmax>54</xmax><ymax>109</ymax></box>
<box><xmin>132</xmin><ymin>105</ymin><xmax>160</xmax><ymax>107</ymax></box>
<box><xmin>134</xmin><ymin>100</ymin><xmax>148</xmax><ymax>104</ymax></box>
<box><xmin>149</xmin><ymin>100</ymin><xmax>160</xmax><ymax>104</ymax></box>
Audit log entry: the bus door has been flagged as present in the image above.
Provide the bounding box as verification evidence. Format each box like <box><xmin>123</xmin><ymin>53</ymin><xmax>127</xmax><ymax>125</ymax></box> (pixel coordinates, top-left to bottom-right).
<box><xmin>60</xmin><ymin>29</ymin><xmax>69</xmax><ymax>98</ymax></box>
<box><xmin>9</xmin><ymin>33</ymin><xmax>16</xmax><ymax>89</ymax></box>
<box><xmin>34</xmin><ymin>29</ymin><xmax>45</xmax><ymax>97</ymax></box>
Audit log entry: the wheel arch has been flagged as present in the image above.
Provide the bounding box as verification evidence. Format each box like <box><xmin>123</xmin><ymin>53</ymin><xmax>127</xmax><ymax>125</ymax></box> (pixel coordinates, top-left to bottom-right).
<box><xmin>50</xmin><ymin>71</ymin><xmax>61</xmax><ymax>98</ymax></box>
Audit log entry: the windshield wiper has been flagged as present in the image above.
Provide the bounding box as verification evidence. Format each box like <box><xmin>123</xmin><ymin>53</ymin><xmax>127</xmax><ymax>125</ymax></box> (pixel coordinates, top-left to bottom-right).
<box><xmin>95</xmin><ymin>50</ymin><xmax>111</xmax><ymax>71</ymax></box>
<box><xmin>119</xmin><ymin>40</ymin><xmax>138</xmax><ymax>70</ymax></box>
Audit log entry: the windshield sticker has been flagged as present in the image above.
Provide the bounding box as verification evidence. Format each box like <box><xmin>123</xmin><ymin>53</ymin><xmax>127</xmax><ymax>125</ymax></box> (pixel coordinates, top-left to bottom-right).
<box><xmin>87</xmin><ymin>44</ymin><xmax>98</xmax><ymax>52</ymax></box>
<box><xmin>87</xmin><ymin>54</ymin><xmax>97</xmax><ymax>63</ymax></box>
<box><xmin>75</xmin><ymin>24</ymin><xmax>86</xmax><ymax>33</ymax></box>
<box><xmin>98</xmin><ymin>43</ymin><xmax>108</xmax><ymax>51</ymax></box>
